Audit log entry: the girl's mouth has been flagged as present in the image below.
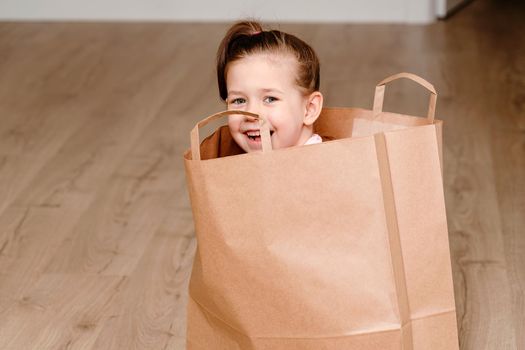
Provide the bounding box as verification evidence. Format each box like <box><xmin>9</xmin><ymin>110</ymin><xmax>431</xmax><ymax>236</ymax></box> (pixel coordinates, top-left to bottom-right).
<box><xmin>244</xmin><ymin>130</ymin><xmax>274</xmax><ymax>142</ymax></box>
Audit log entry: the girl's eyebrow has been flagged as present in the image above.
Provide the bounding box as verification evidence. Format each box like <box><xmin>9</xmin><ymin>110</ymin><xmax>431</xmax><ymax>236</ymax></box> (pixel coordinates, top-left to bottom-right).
<box><xmin>260</xmin><ymin>88</ymin><xmax>284</xmax><ymax>94</ymax></box>
<box><xmin>228</xmin><ymin>88</ymin><xmax>284</xmax><ymax>95</ymax></box>
<box><xmin>227</xmin><ymin>90</ymin><xmax>244</xmax><ymax>95</ymax></box>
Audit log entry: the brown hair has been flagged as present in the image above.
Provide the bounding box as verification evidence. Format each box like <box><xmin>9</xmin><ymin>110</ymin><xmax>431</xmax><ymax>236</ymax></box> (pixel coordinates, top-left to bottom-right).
<box><xmin>216</xmin><ymin>20</ymin><xmax>320</xmax><ymax>101</ymax></box>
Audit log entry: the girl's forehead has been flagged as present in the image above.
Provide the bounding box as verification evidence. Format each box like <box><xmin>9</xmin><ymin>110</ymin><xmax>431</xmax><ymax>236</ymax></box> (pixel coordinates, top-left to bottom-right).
<box><xmin>226</xmin><ymin>53</ymin><xmax>299</xmax><ymax>88</ymax></box>
<box><xmin>240</xmin><ymin>52</ymin><xmax>296</xmax><ymax>67</ymax></box>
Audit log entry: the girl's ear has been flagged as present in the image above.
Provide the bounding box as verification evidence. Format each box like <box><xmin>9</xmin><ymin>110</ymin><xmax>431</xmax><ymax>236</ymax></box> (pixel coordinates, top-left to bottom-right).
<box><xmin>303</xmin><ymin>91</ymin><xmax>324</xmax><ymax>126</ymax></box>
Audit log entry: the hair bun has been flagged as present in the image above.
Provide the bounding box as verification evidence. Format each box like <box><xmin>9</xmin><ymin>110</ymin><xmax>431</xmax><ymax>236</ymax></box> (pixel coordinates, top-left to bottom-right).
<box><xmin>230</xmin><ymin>21</ymin><xmax>263</xmax><ymax>38</ymax></box>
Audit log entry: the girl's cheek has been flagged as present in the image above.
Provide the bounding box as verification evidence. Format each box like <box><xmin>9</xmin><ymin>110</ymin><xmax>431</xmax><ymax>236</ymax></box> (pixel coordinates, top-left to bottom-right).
<box><xmin>265</xmin><ymin>115</ymin><xmax>275</xmax><ymax>128</ymax></box>
<box><xmin>228</xmin><ymin>116</ymin><xmax>242</xmax><ymax>131</ymax></box>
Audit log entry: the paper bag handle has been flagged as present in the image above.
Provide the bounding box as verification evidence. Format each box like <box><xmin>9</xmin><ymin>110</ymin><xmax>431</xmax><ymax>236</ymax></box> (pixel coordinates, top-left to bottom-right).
<box><xmin>373</xmin><ymin>72</ymin><xmax>437</xmax><ymax>122</ymax></box>
<box><xmin>190</xmin><ymin>110</ymin><xmax>272</xmax><ymax>160</ymax></box>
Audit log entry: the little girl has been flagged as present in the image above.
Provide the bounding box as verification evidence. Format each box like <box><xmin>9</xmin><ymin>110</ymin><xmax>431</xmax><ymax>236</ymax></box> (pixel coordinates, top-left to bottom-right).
<box><xmin>216</xmin><ymin>20</ymin><xmax>324</xmax><ymax>153</ymax></box>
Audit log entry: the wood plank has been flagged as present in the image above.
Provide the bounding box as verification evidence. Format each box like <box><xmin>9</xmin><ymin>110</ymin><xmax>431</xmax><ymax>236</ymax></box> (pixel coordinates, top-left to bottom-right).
<box><xmin>491</xmin><ymin>130</ymin><xmax>525</xmax><ymax>350</ymax></box>
<box><xmin>42</xmin><ymin>70</ymin><xmax>191</xmax><ymax>275</ymax></box>
<box><xmin>90</xmin><ymin>226</ymin><xmax>196</xmax><ymax>349</ymax></box>
<box><xmin>0</xmin><ymin>23</ymin><xmax>184</xmax><ymax>272</ymax></box>
<box><xmin>0</xmin><ymin>273</ymin><xmax>127</xmax><ymax>349</ymax></box>
<box><xmin>486</xmin><ymin>9</ymin><xmax>525</xmax><ymax>346</ymax></box>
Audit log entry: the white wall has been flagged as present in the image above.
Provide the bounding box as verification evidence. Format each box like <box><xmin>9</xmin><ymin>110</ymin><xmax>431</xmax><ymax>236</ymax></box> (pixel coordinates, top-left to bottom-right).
<box><xmin>0</xmin><ymin>0</ymin><xmax>438</xmax><ymax>23</ymax></box>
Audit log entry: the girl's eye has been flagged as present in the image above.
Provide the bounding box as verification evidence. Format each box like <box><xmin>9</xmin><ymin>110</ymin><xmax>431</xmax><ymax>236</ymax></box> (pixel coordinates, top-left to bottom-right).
<box><xmin>264</xmin><ymin>96</ymin><xmax>278</xmax><ymax>103</ymax></box>
<box><xmin>229</xmin><ymin>98</ymin><xmax>246</xmax><ymax>105</ymax></box>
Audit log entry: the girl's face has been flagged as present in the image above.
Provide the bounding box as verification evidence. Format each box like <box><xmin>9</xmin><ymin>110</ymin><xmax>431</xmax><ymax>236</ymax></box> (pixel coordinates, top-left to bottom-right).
<box><xmin>226</xmin><ymin>53</ymin><xmax>316</xmax><ymax>153</ymax></box>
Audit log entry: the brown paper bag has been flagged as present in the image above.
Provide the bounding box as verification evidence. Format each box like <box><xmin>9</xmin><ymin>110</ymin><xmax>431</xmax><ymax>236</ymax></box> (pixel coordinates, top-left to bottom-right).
<box><xmin>183</xmin><ymin>73</ymin><xmax>459</xmax><ymax>349</ymax></box>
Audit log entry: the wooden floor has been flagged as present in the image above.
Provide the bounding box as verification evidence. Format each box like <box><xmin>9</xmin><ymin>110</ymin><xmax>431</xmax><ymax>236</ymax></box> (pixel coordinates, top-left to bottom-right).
<box><xmin>0</xmin><ymin>0</ymin><xmax>523</xmax><ymax>348</ymax></box>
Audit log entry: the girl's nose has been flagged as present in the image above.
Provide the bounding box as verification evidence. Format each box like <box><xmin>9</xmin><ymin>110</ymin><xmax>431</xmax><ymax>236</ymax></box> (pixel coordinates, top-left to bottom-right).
<box><xmin>245</xmin><ymin>104</ymin><xmax>263</xmax><ymax>121</ymax></box>
<box><xmin>245</xmin><ymin>102</ymin><xmax>260</xmax><ymax>116</ymax></box>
